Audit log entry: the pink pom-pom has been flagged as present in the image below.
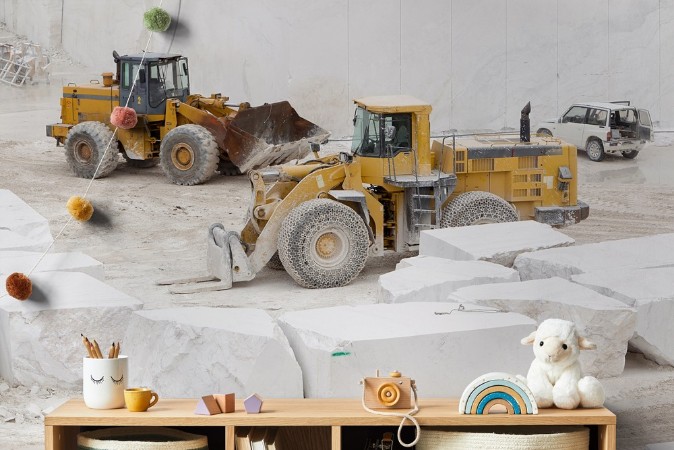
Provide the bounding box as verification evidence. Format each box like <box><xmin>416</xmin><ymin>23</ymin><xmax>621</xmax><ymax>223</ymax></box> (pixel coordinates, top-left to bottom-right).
<box><xmin>110</xmin><ymin>106</ymin><xmax>138</xmax><ymax>129</ymax></box>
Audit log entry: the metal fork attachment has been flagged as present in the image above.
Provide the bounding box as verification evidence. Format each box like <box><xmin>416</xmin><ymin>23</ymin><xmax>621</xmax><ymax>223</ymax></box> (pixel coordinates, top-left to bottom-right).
<box><xmin>156</xmin><ymin>223</ymin><xmax>255</xmax><ymax>294</ymax></box>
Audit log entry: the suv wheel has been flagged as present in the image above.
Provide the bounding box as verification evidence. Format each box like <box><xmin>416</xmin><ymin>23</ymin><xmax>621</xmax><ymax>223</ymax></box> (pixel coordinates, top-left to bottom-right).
<box><xmin>586</xmin><ymin>139</ymin><xmax>605</xmax><ymax>162</ymax></box>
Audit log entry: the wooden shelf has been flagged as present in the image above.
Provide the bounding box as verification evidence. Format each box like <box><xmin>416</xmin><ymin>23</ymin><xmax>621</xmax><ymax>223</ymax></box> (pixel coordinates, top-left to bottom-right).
<box><xmin>45</xmin><ymin>398</ymin><xmax>616</xmax><ymax>450</ymax></box>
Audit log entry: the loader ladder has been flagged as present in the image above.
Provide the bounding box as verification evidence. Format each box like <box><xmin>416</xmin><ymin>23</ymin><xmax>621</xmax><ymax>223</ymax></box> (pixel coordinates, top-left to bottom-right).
<box><xmin>383</xmin><ymin>142</ymin><xmax>456</xmax><ymax>232</ymax></box>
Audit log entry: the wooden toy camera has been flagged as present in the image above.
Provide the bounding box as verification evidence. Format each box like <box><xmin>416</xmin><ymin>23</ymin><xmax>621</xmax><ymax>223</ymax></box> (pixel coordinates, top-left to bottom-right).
<box><xmin>362</xmin><ymin>370</ymin><xmax>415</xmax><ymax>409</ymax></box>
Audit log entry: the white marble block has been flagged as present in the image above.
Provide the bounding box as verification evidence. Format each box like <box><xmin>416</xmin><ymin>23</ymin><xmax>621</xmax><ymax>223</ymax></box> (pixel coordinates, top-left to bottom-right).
<box><xmin>278</xmin><ymin>302</ymin><xmax>536</xmax><ymax>398</ymax></box>
<box><xmin>379</xmin><ymin>257</ymin><xmax>520</xmax><ymax>303</ymax></box>
<box><xmin>124</xmin><ymin>307</ymin><xmax>303</xmax><ymax>398</ymax></box>
<box><xmin>647</xmin><ymin>443</ymin><xmax>674</xmax><ymax>450</ymax></box>
<box><xmin>0</xmin><ymin>251</ymin><xmax>104</xmax><ymax>280</ymax></box>
<box><xmin>448</xmin><ymin>277</ymin><xmax>636</xmax><ymax>377</ymax></box>
<box><xmin>0</xmin><ymin>271</ymin><xmax>142</xmax><ymax>388</ymax></box>
<box><xmin>514</xmin><ymin>233</ymin><xmax>674</xmax><ymax>281</ymax></box>
<box><xmin>0</xmin><ymin>190</ymin><xmax>53</xmax><ymax>251</ymax></box>
<box><xmin>419</xmin><ymin>221</ymin><xmax>574</xmax><ymax>266</ymax></box>
<box><xmin>572</xmin><ymin>268</ymin><xmax>674</xmax><ymax>366</ymax></box>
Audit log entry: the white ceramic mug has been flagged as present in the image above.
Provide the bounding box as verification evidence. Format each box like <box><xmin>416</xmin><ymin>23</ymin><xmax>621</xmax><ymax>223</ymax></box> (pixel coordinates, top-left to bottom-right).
<box><xmin>82</xmin><ymin>356</ymin><xmax>128</xmax><ymax>409</ymax></box>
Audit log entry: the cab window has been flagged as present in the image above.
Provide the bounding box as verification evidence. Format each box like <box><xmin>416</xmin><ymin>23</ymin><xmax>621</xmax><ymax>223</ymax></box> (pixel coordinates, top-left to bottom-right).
<box><xmin>352</xmin><ymin>108</ymin><xmax>412</xmax><ymax>157</ymax></box>
<box><xmin>121</xmin><ymin>62</ymin><xmax>141</xmax><ymax>88</ymax></box>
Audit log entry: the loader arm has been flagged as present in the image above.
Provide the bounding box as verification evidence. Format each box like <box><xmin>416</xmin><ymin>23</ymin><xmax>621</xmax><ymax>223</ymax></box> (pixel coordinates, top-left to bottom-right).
<box><xmin>166</xmin><ymin>99</ymin><xmax>229</xmax><ymax>149</ymax></box>
<box><xmin>245</xmin><ymin>164</ymin><xmax>349</xmax><ymax>273</ymax></box>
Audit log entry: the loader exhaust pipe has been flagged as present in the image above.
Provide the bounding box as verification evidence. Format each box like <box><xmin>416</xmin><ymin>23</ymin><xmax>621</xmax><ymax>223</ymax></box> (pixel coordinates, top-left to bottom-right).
<box><xmin>520</xmin><ymin>101</ymin><xmax>531</xmax><ymax>142</ymax></box>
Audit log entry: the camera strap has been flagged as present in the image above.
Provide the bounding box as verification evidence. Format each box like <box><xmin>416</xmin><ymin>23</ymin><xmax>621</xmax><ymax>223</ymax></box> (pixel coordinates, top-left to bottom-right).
<box><xmin>361</xmin><ymin>382</ymin><xmax>420</xmax><ymax>448</ymax></box>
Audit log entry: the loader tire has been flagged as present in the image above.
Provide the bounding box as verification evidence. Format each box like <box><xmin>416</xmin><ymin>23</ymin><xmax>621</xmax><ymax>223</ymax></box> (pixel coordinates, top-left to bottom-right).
<box><xmin>64</xmin><ymin>121</ymin><xmax>119</xmax><ymax>179</ymax></box>
<box><xmin>159</xmin><ymin>124</ymin><xmax>219</xmax><ymax>185</ymax></box>
<box><xmin>278</xmin><ymin>199</ymin><xmax>369</xmax><ymax>289</ymax></box>
<box><xmin>440</xmin><ymin>191</ymin><xmax>518</xmax><ymax>227</ymax></box>
<box><xmin>266</xmin><ymin>252</ymin><xmax>285</xmax><ymax>270</ymax></box>
<box><xmin>217</xmin><ymin>159</ymin><xmax>242</xmax><ymax>176</ymax></box>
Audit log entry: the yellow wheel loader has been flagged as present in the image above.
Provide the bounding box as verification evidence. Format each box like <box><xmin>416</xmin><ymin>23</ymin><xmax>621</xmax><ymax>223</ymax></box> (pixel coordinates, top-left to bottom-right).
<box><xmin>163</xmin><ymin>95</ymin><xmax>588</xmax><ymax>292</ymax></box>
<box><xmin>46</xmin><ymin>51</ymin><xmax>329</xmax><ymax>185</ymax></box>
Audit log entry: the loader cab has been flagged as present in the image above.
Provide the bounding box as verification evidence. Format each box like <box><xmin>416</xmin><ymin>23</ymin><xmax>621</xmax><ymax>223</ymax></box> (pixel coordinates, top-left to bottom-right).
<box><xmin>351</xmin><ymin>95</ymin><xmax>434</xmax><ymax>181</ymax></box>
<box><xmin>117</xmin><ymin>52</ymin><xmax>190</xmax><ymax>117</ymax></box>
<box><xmin>352</xmin><ymin>107</ymin><xmax>413</xmax><ymax>157</ymax></box>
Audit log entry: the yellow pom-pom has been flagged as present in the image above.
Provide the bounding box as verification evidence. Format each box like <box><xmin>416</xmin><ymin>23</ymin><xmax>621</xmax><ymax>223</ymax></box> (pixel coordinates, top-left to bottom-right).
<box><xmin>6</xmin><ymin>272</ymin><xmax>32</xmax><ymax>300</ymax></box>
<box><xmin>67</xmin><ymin>196</ymin><xmax>94</xmax><ymax>221</ymax></box>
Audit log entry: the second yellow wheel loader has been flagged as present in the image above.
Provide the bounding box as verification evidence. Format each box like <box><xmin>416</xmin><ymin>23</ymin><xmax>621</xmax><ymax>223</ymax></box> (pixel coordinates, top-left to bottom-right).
<box><xmin>47</xmin><ymin>51</ymin><xmax>329</xmax><ymax>185</ymax></box>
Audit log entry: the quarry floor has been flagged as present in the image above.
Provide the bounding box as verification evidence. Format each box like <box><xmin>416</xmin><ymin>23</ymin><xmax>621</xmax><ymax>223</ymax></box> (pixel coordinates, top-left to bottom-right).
<box><xmin>2</xmin><ymin>57</ymin><xmax>674</xmax><ymax>448</ymax></box>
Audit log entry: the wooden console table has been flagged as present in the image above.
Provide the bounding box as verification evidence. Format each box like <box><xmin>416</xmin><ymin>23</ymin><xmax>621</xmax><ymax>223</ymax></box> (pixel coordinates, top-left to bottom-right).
<box><xmin>45</xmin><ymin>398</ymin><xmax>616</xmax><ymax>450</ymax></box>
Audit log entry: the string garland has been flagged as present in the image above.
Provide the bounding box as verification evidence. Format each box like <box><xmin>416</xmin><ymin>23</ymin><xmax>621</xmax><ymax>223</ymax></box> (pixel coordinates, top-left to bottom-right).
<box><xmin>3</xmin><ymin>3</ymin><xmax>172</xmax><ymax>300</ymax></box>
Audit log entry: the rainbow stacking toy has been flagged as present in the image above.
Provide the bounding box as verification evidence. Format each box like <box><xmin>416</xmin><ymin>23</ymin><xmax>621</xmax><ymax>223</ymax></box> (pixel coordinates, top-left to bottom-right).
<box><xmin>459</xmin><ymin>372</ymin><xmax>538</xmax><ymax>415</ymax></box>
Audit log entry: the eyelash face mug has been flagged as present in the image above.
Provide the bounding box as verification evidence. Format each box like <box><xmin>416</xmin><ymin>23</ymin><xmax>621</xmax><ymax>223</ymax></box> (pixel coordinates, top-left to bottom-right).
<box><xmin>82</xmin><ymin>355</ymin><xmax>128</xmax><ymax>409</ymax></box>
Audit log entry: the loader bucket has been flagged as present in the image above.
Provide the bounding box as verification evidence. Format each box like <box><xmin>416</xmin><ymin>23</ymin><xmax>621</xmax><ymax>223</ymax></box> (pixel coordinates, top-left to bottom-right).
<box><xmin>223</xmin><ymin>101</ymin><xmax>330</xmax><ymax>173</ymax></box>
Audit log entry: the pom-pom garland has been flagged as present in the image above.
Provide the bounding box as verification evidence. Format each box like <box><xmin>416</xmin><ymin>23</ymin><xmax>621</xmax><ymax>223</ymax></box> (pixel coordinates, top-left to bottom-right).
<box><xmin>6</xmin><ymin>272</ymin><xmax>32</xmax><ymax>301</ymax></box>
<box><xmin>67</xmin><ymin>195</ymin><xmax>94</xmax><ymax>221</ymax></box>
<box><xmin>110</xmin><ymin>106</ymin><xmax>138</xmax><ymax>130</ymax></box>
<box><xmin>143</xmin><ymin>7</ymin><xmax>172</xmax><ymax>32</ymax></box>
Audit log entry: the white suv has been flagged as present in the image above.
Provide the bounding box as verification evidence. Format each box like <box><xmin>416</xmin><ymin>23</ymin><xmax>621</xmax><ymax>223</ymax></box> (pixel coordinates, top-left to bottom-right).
<box><xmin>536</xmin><ymin>102</ymin><xmax>653</xmax><ymax>161</ymax></box>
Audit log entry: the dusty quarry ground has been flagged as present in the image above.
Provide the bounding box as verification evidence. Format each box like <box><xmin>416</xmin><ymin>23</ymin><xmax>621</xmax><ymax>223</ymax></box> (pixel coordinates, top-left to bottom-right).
<box><xmin>1</xmin><ymin>50</ymin><xmax>674</xmax><ymax>449</ymax></box>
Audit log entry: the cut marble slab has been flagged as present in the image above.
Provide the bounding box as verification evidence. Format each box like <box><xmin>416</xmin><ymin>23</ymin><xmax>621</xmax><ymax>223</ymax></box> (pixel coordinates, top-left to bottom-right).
<box><xmin>0</xmin><ymin>190</ymin><xmax>53</xmax><ymax>251</ymax></box>
<box><xmin>514</xmin><ymin>233</ymin><xmax>674</xmax><ymax>281</ymax></box>
<box><xmin>0</xmin><ymin>251</ymin><xmax>103</xmax><ymax>280</ymax></box>
<box><xmin>572</xmin><ymin>267</ymin><xmax>674</xmax><ymax>366</ymax></box>
<box><xmin>0</xmin><ymin>271</ymin><xmax>142</xmax><ymax>388</ymax></box>
<box><xmin>278</xmin><ymin>302</ymin><xmax>536</xmax><ymax>398</ymax></box>
<box><xmin>124</xmin><ymin>307</ymin><xmax>303</xmax><ymax>399</ymax></box>
<box><xmin>380</xmin><ymin>257</ymin><xmax>519</xmax><ymax>303</ymax></box>
<box><xmin>448</xmin><ymin>277</ymin><xmax>636</xmax><ymax>377</ymax></box>
<box><xmin>0</xmin><ymin>230</ymin><xmax>50</xmax><ymax>252</ymax></box>
<box><xmin>419</xmin><ymin>220</ymin><xmax>574</xmax><ymax>266</ymax></box>
<box><xmin>647</xmin><ymin>443</ymin><xmax>674</xmax><ymax>450</ymax></box>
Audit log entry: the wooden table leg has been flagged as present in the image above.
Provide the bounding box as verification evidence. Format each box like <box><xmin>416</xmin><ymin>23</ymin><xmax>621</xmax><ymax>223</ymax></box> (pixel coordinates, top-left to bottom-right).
<box><xmin>331</xmin><ymin>425</ymin><xmax>341</xmax><ymax>450</ymax></box>
<box><xmin>598</xmin><ymin>424</ymin><xmax>617</xmax><ymax>450</ymax></box>
<box><xmin>45</xmin><ymin>425</ymin><xmax>78</xmax><ymax>450</ymax></box>
<box><xmin>225</xmin><ymin>425</ymin><xmax>235</xmax><ymax>450</ymax></box>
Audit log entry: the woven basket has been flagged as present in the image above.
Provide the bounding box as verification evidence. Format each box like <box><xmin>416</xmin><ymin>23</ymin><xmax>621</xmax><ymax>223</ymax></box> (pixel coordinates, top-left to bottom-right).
<box><xmin>77</xmin><ymin>427</ymin><xmax>208</xmax><ymax>450</ymax></box>
<box><xmin>416</xmin><ymin>426</ymin><xmax>589</xmax><ymax>450</ymax></box>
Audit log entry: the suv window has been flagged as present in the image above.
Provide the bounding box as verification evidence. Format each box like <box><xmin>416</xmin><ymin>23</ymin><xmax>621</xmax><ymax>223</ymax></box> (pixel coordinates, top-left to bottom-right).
<box><xmin>587</xmin><ymin>109</ymin><xmax>608</xmax><ymax>126</ymax></box>
<box><xmin>562</xmin><ymin>106</ymin><xmax>588</xmax><ymax>124</ymax></box>
<box><xmin>611</xmin><ymin>109</ymin><xmax>637</xmax><ymax>127</ymax></box>
<box><xmin>639</xmin><ymin>109</ymin><xmax>652</xmax><ymax>127</ymax></box>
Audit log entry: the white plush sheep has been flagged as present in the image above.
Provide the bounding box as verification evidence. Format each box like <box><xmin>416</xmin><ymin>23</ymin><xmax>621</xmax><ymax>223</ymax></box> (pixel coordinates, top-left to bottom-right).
<box><xmin>521</xmin><ymin>318</ymin><xmax>605</xmax><ymax>409</ymax></box>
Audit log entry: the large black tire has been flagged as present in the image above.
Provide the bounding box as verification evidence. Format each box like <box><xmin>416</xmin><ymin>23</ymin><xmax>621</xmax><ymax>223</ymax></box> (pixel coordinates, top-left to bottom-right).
<box><xmin>159</xmin><ymin>124</ymin><xmax>219</xmax><ymax>185</ymax></box>
<box><xmin>217</xmin><ymin>159</ymin><xmax>242</xmax><ymax>176</ymax></box>
<box><xmin>622</xmin><ymin>150</ymin><xmax>639</xmax><ymax>159</ymax></box>
<box><xmin>266</xmin><ymin>252</ymin><xmax>285</xmax><ymax>270</ymax></box>
<box><xmin>278</xmin><ymin>199</ymin><xmax>369</xmax><ymax>289</ymax></box>
<box><xmin>64</xmin><ymin>121</ymin><xmax>119</xmax><ymax>179</ymax></box>
<box><xmin>440</xmin><ymin>191</ymin><xmax>519</xmax><ymax>227</ymax></box>
<box><xmin>537</xmin><ymin>128</ymin><xmax>553</xmax><ymax>137</ymax></box>
<box><xmin>585</xmin><ymin>138</ymin><xmax>605</xmax><ymax>162</ymax></box>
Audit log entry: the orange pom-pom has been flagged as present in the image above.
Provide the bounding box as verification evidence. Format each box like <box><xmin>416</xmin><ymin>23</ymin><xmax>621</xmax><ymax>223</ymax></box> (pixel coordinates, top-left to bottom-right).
<box><xmin>110</xmin><ymin>106</ymin><xmax>138</xmax><ymax>129</ymax></box>
<box><xmin>6</xmin><ymin>272</ymin><xmax>32</xmax><ymax>300</ymax></box>
<box><xmin>67</xmin><ymin>195</ymin><xmax>94</xmax><ymax>221</ymax></box>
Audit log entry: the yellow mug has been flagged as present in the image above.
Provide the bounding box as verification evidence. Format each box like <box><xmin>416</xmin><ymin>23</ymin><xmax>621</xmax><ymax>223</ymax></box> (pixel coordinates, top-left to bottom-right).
<box><xmin>124</xmin><ymin>387</ymin><xmax>159</xmax><ymax>412</ymax></box>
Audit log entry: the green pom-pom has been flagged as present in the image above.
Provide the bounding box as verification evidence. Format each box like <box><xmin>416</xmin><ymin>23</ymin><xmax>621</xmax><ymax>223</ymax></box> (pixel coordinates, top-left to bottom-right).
<box><xmin>143</xmin><ymin>7</ymin><xmax>171</xmax><ymax>32</ymax></box>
